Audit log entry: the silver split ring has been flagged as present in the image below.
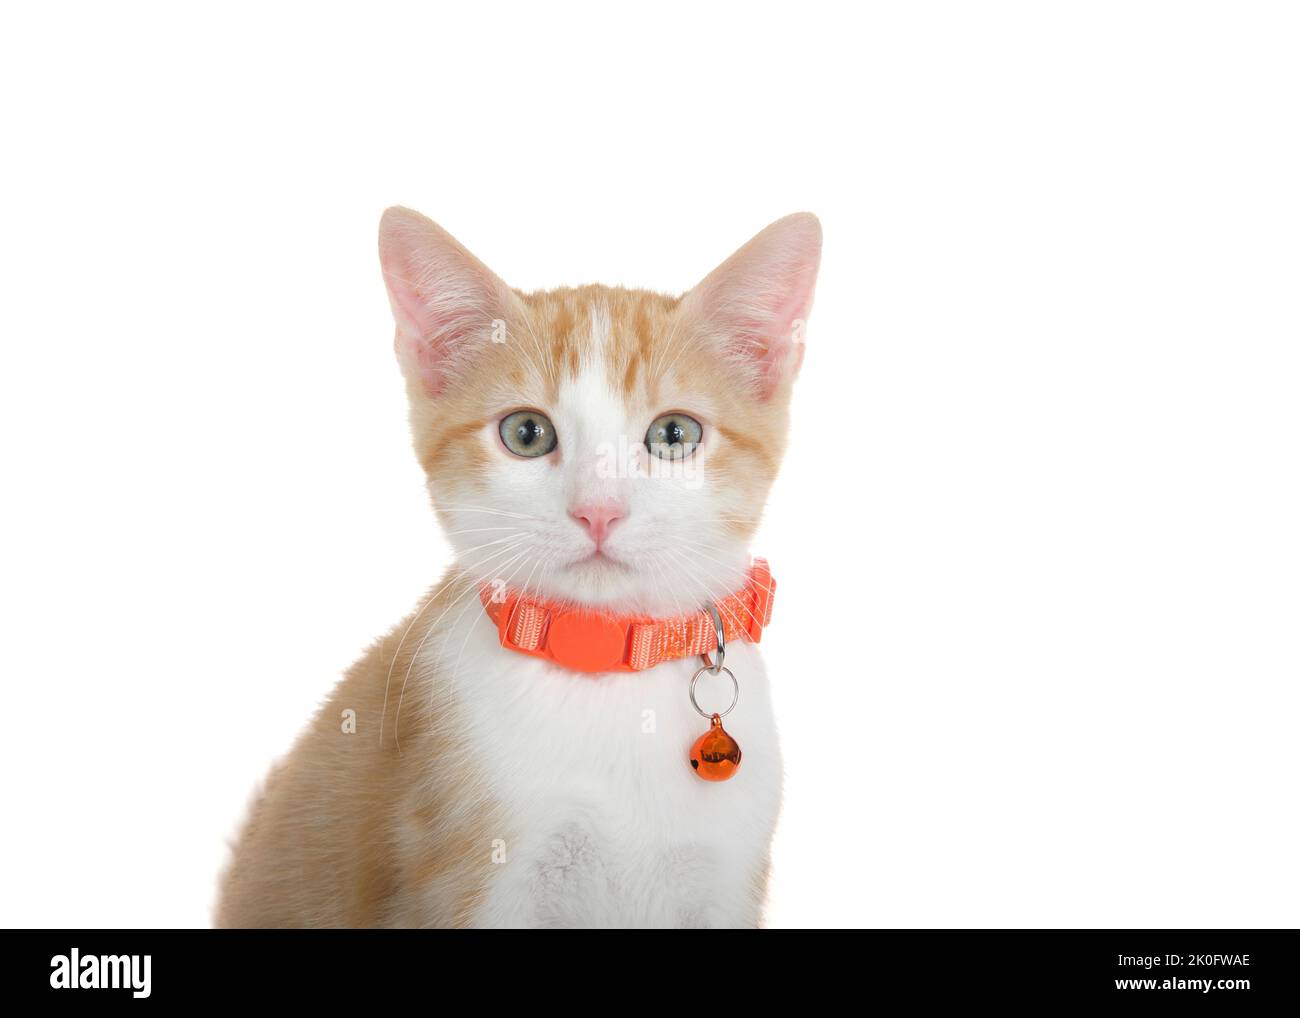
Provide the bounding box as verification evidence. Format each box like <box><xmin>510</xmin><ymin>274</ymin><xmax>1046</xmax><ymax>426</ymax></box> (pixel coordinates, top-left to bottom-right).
<box><xmin>689</xmin><ymin>664</ymin><xmax>739</xmax><ymax>719</ymax></box>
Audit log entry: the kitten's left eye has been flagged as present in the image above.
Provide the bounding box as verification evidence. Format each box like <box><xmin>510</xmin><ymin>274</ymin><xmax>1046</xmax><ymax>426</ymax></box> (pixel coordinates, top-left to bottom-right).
<box><xmin>645</xmin><ymin>412</ymin><xmax>703</xmax><ymax>459</ymax></box>
<box><xmin>499</xmin><ymin>410</ymin><xmax>558</xmax><ymax>458</ymax></box>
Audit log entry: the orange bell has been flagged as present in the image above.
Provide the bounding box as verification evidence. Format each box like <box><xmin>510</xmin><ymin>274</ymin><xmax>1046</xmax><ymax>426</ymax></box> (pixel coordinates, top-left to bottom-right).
<box><xmin>689</xmin><ymin>714</ymin><xmax>742</xmax><ymax>781</ymax></box>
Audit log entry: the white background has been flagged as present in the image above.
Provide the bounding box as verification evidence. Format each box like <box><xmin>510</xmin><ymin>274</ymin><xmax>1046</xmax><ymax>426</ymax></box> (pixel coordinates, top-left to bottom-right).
<box><xmin>2</xmin><ymin>2</ymin><xmax>1297</xmax><ymax>928</ymax></box>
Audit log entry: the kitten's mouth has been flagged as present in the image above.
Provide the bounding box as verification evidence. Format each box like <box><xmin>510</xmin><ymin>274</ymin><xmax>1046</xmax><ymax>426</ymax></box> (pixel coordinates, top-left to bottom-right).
<box><xmin>567</xmin><ymin>549</ymin><xmax>629</xmax><ymax>571</ymax></box>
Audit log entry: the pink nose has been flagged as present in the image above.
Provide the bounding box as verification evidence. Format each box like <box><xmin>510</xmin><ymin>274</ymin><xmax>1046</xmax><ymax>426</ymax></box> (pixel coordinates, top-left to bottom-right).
<box><xmin>570</xmin><ymin>502</ymin><xmax>627</xmax><ymax>547</ymax></box>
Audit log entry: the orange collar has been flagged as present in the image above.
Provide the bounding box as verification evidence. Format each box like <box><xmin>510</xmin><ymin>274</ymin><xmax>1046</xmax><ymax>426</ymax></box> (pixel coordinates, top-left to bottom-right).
<box><xmin>480</xmin><ymin>559</ymin><xmax>775</xmax><ymax>673</ymax></box>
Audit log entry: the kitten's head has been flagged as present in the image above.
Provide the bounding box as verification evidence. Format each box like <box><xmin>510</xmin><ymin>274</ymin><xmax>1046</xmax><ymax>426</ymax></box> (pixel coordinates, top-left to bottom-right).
<box><xmin>378</xmin><ymin>209</ymin><xmax>820</xmax><ymax>615</ymax></box>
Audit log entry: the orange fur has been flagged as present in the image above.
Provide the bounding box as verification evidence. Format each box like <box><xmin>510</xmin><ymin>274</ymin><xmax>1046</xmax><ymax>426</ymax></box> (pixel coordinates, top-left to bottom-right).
<box><xmin>216</xmin><ymin>574</ymin><xmax>504</xmax><ymax>927</ymax></box>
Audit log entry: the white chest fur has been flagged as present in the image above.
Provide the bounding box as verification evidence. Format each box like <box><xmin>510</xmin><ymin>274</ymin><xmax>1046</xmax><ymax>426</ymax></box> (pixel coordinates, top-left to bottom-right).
<box><xmin>423</xmin><ymin>608</ymin><xmax>783</xmax><ymax>928</ymax></box>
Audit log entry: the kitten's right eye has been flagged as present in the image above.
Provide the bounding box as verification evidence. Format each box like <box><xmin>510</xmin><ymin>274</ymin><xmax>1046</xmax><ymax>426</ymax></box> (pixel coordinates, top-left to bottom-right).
<box><xmin>499</xmin><ymin>410</ymin><xmax>558</xmax><ymax>458</ymax></box>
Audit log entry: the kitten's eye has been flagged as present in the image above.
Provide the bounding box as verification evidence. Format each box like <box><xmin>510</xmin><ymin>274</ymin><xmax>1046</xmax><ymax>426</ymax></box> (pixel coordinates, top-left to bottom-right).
<box><xmin>645</xmin><ymin>412</ymin><xmax>703</xmax><ymax>459</ymax></box>
<box><xmin>499</xmin><ymin>410</ymin><xmax>558</xmax><ymax>458</ymax></box>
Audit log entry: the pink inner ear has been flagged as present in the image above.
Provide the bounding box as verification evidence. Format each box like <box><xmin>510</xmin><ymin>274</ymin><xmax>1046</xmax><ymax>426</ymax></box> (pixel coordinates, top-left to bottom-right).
<box><xmin>379</xmin><ymin>208</ymin><xmax>509</xmax><ymax>399</ymax></box>
<box><xmin>394</xmin><ymin>329</ymin><xmax>452</xmax><ymax>398</ymax></box>
<box><xmin>388</xmin><ymin>277</ymin><xmax>436</xmax><ymax>349</ymax></box>
<box><xmin>386</xmin><ymin>269</ymin><xmax>463</xmax><ymax>397</ymax></box>
<box><xmin>748</xmin><ymin>281</ymin><xmax>815</xmax><ymax>398</ymax></box>
<box><xmin>694</xmin><ymin>215</ymin><xmax>821</xmax><ymax>398</ymax></box>
<box><xmin>387</xmin><ymin>272</ymin><xmax>458</xmax><ymax>398</ymax></box>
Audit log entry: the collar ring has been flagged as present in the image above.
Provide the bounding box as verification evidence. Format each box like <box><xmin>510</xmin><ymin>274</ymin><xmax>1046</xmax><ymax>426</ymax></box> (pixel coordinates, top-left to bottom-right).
<box><xmin>700</xmin><ymin>602</ymin><xmax>726</xmax><ymax>675</ymax></box>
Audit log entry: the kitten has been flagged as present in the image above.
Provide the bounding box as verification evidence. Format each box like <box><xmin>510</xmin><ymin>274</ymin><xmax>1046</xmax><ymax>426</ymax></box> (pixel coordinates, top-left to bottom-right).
<box><xmin>215</xmin><ymin>208</ymin><xmax>821</xmax><ymax>928</ymax></box>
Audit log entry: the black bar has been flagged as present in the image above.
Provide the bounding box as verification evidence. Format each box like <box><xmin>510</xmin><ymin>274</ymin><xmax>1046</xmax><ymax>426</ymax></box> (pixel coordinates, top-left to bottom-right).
<box><xmin>2</xmin><ymin>930</ymin><xmax>1296</xmax><ymax>1007</ymax></box>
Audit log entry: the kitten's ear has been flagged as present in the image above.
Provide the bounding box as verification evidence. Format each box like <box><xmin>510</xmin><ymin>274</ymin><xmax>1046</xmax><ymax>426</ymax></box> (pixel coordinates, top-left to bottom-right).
<box><xmin>378</xmin><ymin>207</ymin><xmax>518</xmax><ymax>397</ymax></box>
<box><xmin>679</xmin><ymin>213</ymin><xmax>821</xmax><ymax>398</ymax></box>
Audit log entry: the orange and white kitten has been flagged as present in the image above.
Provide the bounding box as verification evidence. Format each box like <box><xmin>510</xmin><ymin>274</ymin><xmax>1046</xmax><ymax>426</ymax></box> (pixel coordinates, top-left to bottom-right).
<box><xmin>216</xmin><ymin>208</ymin><xmax>821</xmax><ymax>928</ymax></box>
